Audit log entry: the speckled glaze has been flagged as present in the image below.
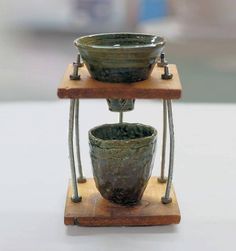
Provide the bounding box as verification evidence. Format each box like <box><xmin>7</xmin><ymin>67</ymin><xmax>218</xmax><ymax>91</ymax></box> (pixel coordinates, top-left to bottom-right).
<box><xmin>74</xmin><ymin>33</ymin><xmax>165</xmax><ymax>83</ymax></box>
<box><xmin>89</xmin><ymin>123</ymin><xmax>157</xmax><ymax>205</ymax></box>
<box><xmin>106</xmin><ymin>99</ymin><xmax>135</xmax><ymax>112</ymax></box>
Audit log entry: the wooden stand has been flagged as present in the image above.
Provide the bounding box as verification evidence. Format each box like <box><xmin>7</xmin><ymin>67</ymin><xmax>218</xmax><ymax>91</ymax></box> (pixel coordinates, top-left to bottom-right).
<box><xmin>59</xmin><ymin>63</ymin><xmax>182</xmax><ymax>227</ymax></box>
<box><xmin>65</xmin><ymin>177</ymin><xmax>181</xmax><ymax>226</ymax></box>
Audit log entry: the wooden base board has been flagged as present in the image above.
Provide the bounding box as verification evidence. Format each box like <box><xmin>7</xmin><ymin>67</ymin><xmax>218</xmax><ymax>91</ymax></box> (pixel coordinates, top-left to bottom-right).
<box><xmin>64</xmin><ymin>177</ymin><xmax>181</xmax><ymax>226</ymax></box>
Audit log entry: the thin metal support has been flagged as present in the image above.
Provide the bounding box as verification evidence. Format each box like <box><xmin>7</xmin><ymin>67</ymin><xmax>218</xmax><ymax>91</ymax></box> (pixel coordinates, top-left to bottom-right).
<box><xmin>70</xmin><ymin>53</ymin><xmax>83</xmax><ymax>80</ymax></box>
<box><xmin>162</xmin><ymin>100</ymin><xmax>175</xmax><ymax>204</ymax></box>
<box><xmin>119</xmin><ymin>111</ymin><xmax>123</xmax><ymax>123</ymax></box>
<box><xmin>68</xmin><ymin>99</ymin><xmax>81</xmax><ymax>203</ymax></box>
<box><xmin>74</xmin><ymin>99</ymin><xmax>86</xmax><ymax>183</ymax></box>
<box><xmin>158</xmin><ymin>100</ymin><xmax>167</xmax><ymax>183</ymax></box>
<box><xmin>157</xmin><ymin>52</ymin><xmax>167</xmax><ymax>67</ymax></box>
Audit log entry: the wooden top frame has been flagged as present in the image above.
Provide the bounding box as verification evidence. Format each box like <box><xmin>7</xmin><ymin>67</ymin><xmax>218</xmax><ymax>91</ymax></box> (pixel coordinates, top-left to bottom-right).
<box><xmin>57</xmin><ymin>64</ymin><xmax>182</xmax><ymax>99</ymax></box>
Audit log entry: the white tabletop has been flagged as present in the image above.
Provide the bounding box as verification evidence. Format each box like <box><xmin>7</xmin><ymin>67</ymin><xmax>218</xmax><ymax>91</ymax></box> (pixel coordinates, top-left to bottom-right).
<box><xmin>0</xmin><ymin>100</ymin><xmax>235</xmax><ymax>251</ymax></box>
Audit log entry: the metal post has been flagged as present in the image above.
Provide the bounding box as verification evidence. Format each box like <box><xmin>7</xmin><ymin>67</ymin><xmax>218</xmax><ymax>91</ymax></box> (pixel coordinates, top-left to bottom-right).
<box><xmin>158</xmin><ymin>100</ymin><xmax>167</xmax><ymax>183</ymax></box>
<box><xmin>75</xmin><ymin>99</ymin><xmax>86</xmax><ymax>183</ymax></box>
<box><xmin>69</xmin><ymin>99</ymin><xmax>82</xmax><ymax>203</ymax></box>
<box><xmin>162</xmin><ymin>100</ymin><xmax>174</xmax><ymax>204</ymax></box>
<box><xmin>119</xmin><ymin>111</ymin><xmax>123</xmax><ymax>123</ymax></box>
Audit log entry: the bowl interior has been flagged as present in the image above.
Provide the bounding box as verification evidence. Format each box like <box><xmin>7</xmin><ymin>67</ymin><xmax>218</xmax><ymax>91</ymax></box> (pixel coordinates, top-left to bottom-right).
<box><xmin>76</xmin><ymin>33</ymin><xmax>164</xmax><ymax>48</ymax></box>
<box><xmin>91</xmin><ymin>123</ymin><xmax>155</xmax><ymax>141</ymax></box>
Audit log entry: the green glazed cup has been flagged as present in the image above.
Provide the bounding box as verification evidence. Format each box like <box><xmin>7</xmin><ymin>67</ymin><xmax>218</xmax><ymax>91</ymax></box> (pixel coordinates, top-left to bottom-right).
<box><xmin>89</xmin><ymin>123</ymin><xmax>157</xmax><ymax>205</ymax></box>
<box><xmin>74</xmin><ymin>33</ymin><xmax>165</xmax><ymax>83</ymax></box>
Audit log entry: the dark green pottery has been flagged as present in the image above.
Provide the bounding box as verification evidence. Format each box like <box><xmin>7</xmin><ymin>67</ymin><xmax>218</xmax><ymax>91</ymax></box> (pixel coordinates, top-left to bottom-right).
<box><xmin>89</xmin><ymin>123</ymin><xmax>157</xmax><ymax>205</ymax></box>
<box><xmin>106</xmin><ymin>99</ymin><xmax>135</xmax><ymax>112</ymax></box>
<box><xmin>74</xmin><ymin>33</ymin><xmax>165</xmax><ymax>83</ymax></box>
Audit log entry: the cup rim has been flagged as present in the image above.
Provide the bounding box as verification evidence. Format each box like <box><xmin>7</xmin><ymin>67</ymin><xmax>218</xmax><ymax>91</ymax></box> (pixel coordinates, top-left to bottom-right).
<box><xmin>74</xmin><ymin>32</ymin><xmax>165</xmax><ymax>50</ymax></box>
<box><xmin>89</xmin><ymin>122</ymin><xmax>157</xmax><ymax>145</ymax></box>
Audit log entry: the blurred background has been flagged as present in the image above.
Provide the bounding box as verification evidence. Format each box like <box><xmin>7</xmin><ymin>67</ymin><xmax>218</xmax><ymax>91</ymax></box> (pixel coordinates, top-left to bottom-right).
<box><xmin>0</xmin><ymin>0</ymin><xmax>235</xmax><ymax>102</ymax></box>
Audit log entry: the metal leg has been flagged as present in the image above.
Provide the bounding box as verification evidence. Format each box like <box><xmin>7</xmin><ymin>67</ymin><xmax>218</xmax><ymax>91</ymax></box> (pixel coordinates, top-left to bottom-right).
<box><xmin>119</xmin><ymin>111</ymin><xmax>123</xmax><ymax>123</ymax></box>
<box><xmin>69</xmin><ymin>99</ymin><xmax>82</xmax><ymax>203</ymax></box>
<box><xmin>74</xmin><ymin>99</ymin><xmax>86</xmax><ymax>183</ymax></box>
<box><xmin>162</xmin><ymin>100</ymin><xmax>174</xmax><ymax>204</ymax></box>
<box><xmin>158</xmin><ymin>100</ymin><xmax>168</xmax><ymax>183</ymax></box>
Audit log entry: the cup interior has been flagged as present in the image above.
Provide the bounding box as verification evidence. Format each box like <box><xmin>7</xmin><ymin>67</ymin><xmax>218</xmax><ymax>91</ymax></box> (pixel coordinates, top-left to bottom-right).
<box><xmin>76</xmin><ymin>33</ymin><xmax>164</xmax><ymax>48</ymax></box>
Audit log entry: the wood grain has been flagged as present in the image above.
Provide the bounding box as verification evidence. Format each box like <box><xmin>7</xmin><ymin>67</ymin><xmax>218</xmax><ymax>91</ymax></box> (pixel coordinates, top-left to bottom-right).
<box><xmin>64</xmin><ymin>177</ymin><xmax>181</xmax><ymax>226</ymax></box>
<box><xmin>58</xmin><ymin>64</ymin><xmax>182</xmax><ymax>99</ymax></box>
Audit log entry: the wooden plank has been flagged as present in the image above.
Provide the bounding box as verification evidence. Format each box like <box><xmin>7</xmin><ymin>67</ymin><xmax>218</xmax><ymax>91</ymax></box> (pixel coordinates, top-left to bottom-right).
<box><xmin>64</xmin><ymin>177</ymin><xmax>181</xmax><ymax>226</ymax></box>
<box><xmin>58</xmin><ymin>64</ymin><xmax>182</xmax><ymax>99</ymax></box>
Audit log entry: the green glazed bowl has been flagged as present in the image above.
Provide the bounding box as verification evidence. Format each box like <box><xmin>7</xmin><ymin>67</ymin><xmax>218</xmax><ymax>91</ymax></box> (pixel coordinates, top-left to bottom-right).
<box><xmin>74</xmin><ymin>33</ymin><xmax>165</xmax><ymax>83</ymax></box>
<box><xmin>89</xmin><ymin>123</ymin><xmax>157</xmax><ymax>205</ymax></box>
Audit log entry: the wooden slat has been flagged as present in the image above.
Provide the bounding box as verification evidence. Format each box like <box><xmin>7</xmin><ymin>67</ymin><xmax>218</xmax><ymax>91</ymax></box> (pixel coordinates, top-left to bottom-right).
<box><xmin>64</xmin><ymin>177</ymin><xmax>181</xmax><ymax>226</ymax></box>
<box><xmin>58</xmin><ymin>64</ymin><xmax>182</xmax><ymax>99</ymax></box>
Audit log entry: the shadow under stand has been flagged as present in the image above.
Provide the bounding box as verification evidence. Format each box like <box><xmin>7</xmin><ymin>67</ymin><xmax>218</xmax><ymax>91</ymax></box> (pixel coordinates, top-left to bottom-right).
<box><xmin>57</xmin><ymin>64</ymin><xmax>182</xmax><ymax>226</ymax></box>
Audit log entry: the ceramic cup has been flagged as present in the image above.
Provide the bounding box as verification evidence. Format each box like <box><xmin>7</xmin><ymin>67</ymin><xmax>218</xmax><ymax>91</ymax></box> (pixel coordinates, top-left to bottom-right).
<box><xmin>89</xmin><ymin>123</ymin><xmax>157</xmax><ymax>205</ymax></box>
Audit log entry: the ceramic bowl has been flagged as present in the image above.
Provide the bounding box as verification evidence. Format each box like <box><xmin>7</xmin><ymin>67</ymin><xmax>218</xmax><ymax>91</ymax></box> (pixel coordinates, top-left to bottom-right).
<box><xmin>74</xmin><ymin>33</ymin><xmax>165</xmax><ymax>83</ymax></box>
<box><xmin>89</xmin><ymin>123</ymin><xmax>157</xmax><ymax>205</ymax></box>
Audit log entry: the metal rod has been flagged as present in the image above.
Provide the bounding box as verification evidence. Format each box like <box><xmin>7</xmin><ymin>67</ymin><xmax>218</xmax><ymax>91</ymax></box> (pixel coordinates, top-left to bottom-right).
<box><xmin>162</xmin><ymin>100</ymin><xmax>174</xmax><ymax>204</ymax></box>
<box><xmin>75</xmin><ymin>99</ymin><xmax>86</xmax><ymax>183</ymax></box>
<box><xmin>119</xmin><ymin>111</ymin><xmax>123</xmax><ymax>123</ymax></box>
<box><xmin>76</xmin><ymin>53</ymin><xmax>84</xmax><ymax>67</ymax></box>
<box><xmin>158</xmin><ymin>100</ymin><xmax>167</xmax><ymax>183</ymax></box>
<box><xmin>157</xmin><ymin>52</ymin><xmax>166</xmax><ymax>67</ymax></box>
<box><xmin>68</xmin><ymin>99</ymin><xmax>81</xmax><ymax>203</ymax></box>
<box><xmin>73</xmin><ymin>63</ymin><xmax>79</xmax><ymax>76</ymax></box>
<box><xmin>161</xmin><ymin>64</ymin><xmax>173</xmax><ymax>80</ymax></box>
<box><xmin>70</xmin><ymin>63</ymin><xmax>81</xmax><ymax>80</ymax></box>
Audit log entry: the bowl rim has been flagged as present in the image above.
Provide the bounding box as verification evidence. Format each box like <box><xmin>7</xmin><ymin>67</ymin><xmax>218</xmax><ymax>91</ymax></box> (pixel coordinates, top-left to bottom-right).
<box><xmin>89</xmin><ymin>122</ymin><xmax>157</xmax><ymax>145</ymax></box>
<box><xmin>74</xmin><ymin>32</ymin><xmax>165</xmax><ymax>50</ymax></box>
